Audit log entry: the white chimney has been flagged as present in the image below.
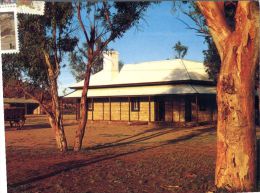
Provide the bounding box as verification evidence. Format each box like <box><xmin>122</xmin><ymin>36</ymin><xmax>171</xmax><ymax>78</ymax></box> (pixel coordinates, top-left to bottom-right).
<box><xmin>103</xmin><ymin>50</ymin><xmax>119</xmax><ymax>80</ymax></box>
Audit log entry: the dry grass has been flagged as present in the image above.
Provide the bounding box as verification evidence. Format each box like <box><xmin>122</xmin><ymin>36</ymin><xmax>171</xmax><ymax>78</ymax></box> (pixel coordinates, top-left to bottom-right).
<box><xmin>5</xmin><ymin>115</ymin><xmax>260</xmax><ymax>193</ymax></box>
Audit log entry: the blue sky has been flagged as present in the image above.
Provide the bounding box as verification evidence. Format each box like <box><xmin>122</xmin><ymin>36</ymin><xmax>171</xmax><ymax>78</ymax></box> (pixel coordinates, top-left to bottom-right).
<box><xmin>58</xmin><ymin>2</ymin><xmax>207</xmax><ymax>95</ymax></box>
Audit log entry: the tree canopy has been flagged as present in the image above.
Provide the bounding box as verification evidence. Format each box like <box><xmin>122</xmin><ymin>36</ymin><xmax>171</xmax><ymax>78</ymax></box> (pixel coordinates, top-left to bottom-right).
<box><xmin>73</xmin><ymin>1</ymin><xmax>150</xmax><ymax>151</ymax></box>
<box><xmin>3</xmin><ymin>2</ymin><xmax>77</xmax><ymax>92</ymax></box>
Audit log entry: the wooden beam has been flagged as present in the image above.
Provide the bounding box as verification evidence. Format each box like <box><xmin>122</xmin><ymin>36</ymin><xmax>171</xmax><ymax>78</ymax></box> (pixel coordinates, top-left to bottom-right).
<box><xmin>119</xmin><ymin>99</ymin><xmax>121</xmax><ymax>121</ymax></box>
<box><xmin>171</xmin><ymin>97</ymin><xmax>174</xmax><ymax>123</ymax></box>
<box><xmin>109</xmin><ymin>97</ymin><xmax>111</xmax><ymax>121</ymax></box>
<box><xmin>178</xmin><ymin>98</ymin><xmax>181</xmax><ymax>124</ymax></box>
<box><xmin>148</xmin><ymin>96</ymin><xmax>151</xmax><ymax>122</ymax></box>
<box><xmin>196</xmin><ymin>95</ymin><xmax>199</xmax><ymax>124</ymax></box>
<box><xmin>157</xmin><ymin>99</ymin><xmax>159</xmax><ymax>122</ymax></box>
<box><xmin>138</xmin><ymin>98</ymin><xmax>140</xmax><ymax>121</ymax></box>
<box><xmin>102</xmin><ymin>100</ymin><xmax>104</xmax><ymax>121</ymax></box>
<box><xmin>128</xmin><ymin>97</ymin><xmax>131</xmax><ymax>122</ymax></box>
<box><xmin>75</xmin><ymin>99</ymin><xmax>77</xmax><ymax>120</ymax></box>
<box><xmin>91</xmin><ymin>98</ymin><xmax>94</xmax><ymax>121</ymax></box>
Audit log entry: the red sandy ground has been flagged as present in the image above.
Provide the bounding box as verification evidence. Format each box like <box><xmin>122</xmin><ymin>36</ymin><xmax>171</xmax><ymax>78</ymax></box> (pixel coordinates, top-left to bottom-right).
<box><xmin>5</xmin><ymin>115</ymin><xmax>260</xmax><ymax>193</ymax></box>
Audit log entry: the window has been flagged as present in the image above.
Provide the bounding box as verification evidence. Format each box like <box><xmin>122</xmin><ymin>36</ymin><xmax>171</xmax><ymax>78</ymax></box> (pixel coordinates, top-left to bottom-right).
<box><xmin>131</xmin><ymin>98</ymin><xmax>140</xmax><ymax>111</ymax></box>
<box><xmin>87</xmin><ymin>99</ymin><xmax>94</xmax><ymax>111</ymax></box>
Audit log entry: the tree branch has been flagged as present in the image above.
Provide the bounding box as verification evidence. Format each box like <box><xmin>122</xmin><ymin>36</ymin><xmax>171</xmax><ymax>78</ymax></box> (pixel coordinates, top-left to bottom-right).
<box><xmin>77</xmin><ymin>2</ymin><xmax>90</xmax><ymax>44</ymax></box>
<box><xmin>51</xmin><ymin>4</ymin><xmax>60</xmax><ymax>78</ymax></box>
<box><xmin>102</xmin><ymin>2</ymin><xmax>113</xmax><ymax>31</ymax></box>
<box><xmin>18</xmin><ymin>83</ymin><xmax>53</xmax><ymax>119</ymax></box>
<box><xmin>177</xmin><ymin>18</ymin><xmax>210</xmax><ymax>37</ymax></box>
<box><xmin>197</xmin><ymin>1</ymin><xmax>232</xmax><ymax>60</ymax></box>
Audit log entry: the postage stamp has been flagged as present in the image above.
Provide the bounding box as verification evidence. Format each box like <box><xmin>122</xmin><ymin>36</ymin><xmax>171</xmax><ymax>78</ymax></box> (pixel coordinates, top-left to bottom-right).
<box><xmin>0</xmin><ymin>0</ymin><xmax>45</xmax><ymax>15</ymax></box>
<box><xmin>0</xmin><ymin>4</ymin><xmax>19</xmax><ymax>54</ymax></box>
<box><xmin>16</xmin><ymin>0</ymin><xmax>45</xmax><ymax>15</ymax></box>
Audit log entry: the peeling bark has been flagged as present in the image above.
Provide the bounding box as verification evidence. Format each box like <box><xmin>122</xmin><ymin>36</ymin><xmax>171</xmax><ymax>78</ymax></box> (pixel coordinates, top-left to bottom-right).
<box><xmin>74</xmin><ymin>61</ymin><xmax>92</xmax><ymax>151</ymax></box>
<box><xmin>43</xmin><ymin>51</ymin><xmax>68</xmax><ymax>152</ymax></box>
<box><xmin>197</xmin><ymin>1</ymin><xmax>259</xmax><ymax>191</ymax></box>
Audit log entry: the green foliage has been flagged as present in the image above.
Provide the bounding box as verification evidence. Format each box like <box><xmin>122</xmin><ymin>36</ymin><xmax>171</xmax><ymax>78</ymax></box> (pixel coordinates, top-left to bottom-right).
<box><xmin>70</xmin><ymin>2</ymin><xmax>150</xmax><ymax>81</ymax></box>
<box><xmin>3</xmin><ymin>2</ymin><xmax>78</xmax><ymax>90</ymax></box>
<box><xmin>173</xmin><ymin>41</ymin><xmax>188</xmax><ymax>59</ymax></box>
<box><xmin>203</xmin><ymin>36</ymin><xmax>221</xmax><ymax>82</ymax></box>
<box><xmin>180</xmin><ymin>2</ymin><xmax>221</xmax><ymax>82</ymax></box>
<box><xmin>69</xmin><ymin>48</ymin><xmax>86</xmax><ymax>82</ymax></box>
<box><xmin>69</xmin><ymin>43</ymin><xmax>103</xmax><ymax>81</ymax></box>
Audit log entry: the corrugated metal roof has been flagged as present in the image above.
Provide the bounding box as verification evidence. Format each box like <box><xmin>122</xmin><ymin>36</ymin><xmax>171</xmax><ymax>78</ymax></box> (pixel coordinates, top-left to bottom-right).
<box><xmin>192</xmin><ymin>86</ymin><xmax>216</xmax><ymax>94</ymax></box>
<box><xmin>69</xmin><ymin>59</ymin><xmax>211</xmax><ymax>88</ymax></box>
<box><xmin>64</xmin><ymin>85</ymin><xmax>216</xmax><ymax>98</ymax></box>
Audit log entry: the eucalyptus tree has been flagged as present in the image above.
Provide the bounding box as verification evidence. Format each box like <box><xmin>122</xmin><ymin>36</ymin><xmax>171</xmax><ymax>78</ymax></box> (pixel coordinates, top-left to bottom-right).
<box><xmin>197</xmin><ymin>2</ymin><xmax>259</xmax><ymax>191</ymax></box>
<box><xmin>2</xmin><ymin>2</ymin><xmax>78</xmax><ymax>151</ymax></box>
<box><xmin>174</xmin><ymin>1</ymin><xmax>259</xmax><ymax>190</ymax></box>
<box><xmin>73</xmin><ymin>1</ymin><xmax>150</xmax><ymax>151</ymax></box>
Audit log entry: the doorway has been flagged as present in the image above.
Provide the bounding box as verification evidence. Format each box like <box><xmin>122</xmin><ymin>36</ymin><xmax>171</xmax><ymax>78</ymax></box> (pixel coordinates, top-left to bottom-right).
<box><xmin>185</xmin><ymin>97</ymin><xmax>192</xmax><ymax>122</ymax></box>
<box><xmin>156</xmin><ymin>97</ymin><xmax>165</xmax><ymax>121</ymax></box>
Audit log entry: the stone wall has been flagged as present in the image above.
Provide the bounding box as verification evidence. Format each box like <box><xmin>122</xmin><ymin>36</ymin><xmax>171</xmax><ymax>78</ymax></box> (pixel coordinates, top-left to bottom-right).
<box><xmin>85</xmin><ymin>95</ymin><xmax>216</xmax><ymax>123</ymax></box>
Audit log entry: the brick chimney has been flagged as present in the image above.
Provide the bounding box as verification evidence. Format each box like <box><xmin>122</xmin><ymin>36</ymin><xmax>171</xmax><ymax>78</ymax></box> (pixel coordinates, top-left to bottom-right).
<box><xmin>103</xmin><ymin>50</ymin><xmax>119</xmax><ymax>80</ymax></box>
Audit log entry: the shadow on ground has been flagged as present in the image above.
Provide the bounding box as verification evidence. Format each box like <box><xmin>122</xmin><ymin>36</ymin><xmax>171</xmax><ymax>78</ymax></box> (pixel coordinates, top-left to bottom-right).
<box><xmin>5</xmin><ymin>122</ymin><xmax>76</xmax><ymax>131</ymax></box>
<box><xmin>8</xmin><ymin>126</ymin><xmax>215</xmax><ymax>189</ymax></box>
<box><xmin>85</xmin><ymin>126</ymin><xmax>215</xmax><ymax>151</ymax></box>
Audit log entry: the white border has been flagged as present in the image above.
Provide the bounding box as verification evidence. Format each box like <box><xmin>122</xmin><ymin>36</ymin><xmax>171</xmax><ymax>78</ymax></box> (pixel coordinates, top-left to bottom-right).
<box><xmin>17</xmin><ymin>1</ymin><xmax>45</xmax><ymax>16</ymax></box>
<box><xmin>0</xmin><ymin>4</ymin><xmax>19</xmax><ymax>54</ymax></box>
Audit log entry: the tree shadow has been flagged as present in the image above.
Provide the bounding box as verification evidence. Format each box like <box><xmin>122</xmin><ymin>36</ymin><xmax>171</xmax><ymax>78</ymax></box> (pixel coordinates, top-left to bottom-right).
<box><xmin>85</xmin><ymin>126</ymin><xmax>215</xmax><ymax>151</ymax></box>
<box><xmin>8</xmin><ymin>147</ymin><xmax>157</xmax><ymax>189</ymax></box>
<box><xmin>87</xmin><ymin>127</ymin><xmax>173</xmax><ymax>151</ymax></box>
<box><xmin>8</xmin><ymin>125</ymin><xmax>215</xmax><ymax>189</ymax></box>
<box><xmin>166</xmin><ymin>127</ymin><xmax>215</xmax><ymax>144</ymax></box>
<box><xmin>5</xmin><ymin>123</ymin><xmax>50</xmax><ymax>131</ymax></box>
<box><xmin>5</xmin><ymin>122</ymin><xmax>76</xmax><ymax>131</ymax></box>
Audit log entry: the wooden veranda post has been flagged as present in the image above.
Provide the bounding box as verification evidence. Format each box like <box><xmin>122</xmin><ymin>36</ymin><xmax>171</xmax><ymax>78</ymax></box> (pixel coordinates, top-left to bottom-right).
<box><xmin>128</xmin><ymin>97</ymin><xmax>131</xmax><ymax>122</ymax></box>
<box><xmin>91</xmin><ymin>98</ymin><xmax>94</xmax><ymax>121</ymax></box>
<box><xmin>109</xmin><ymin>97</ymin><xmax>111</xmax><ymax>121</ymax></box>
<box><xmin>148</xmin><ymin>96</ymin><xmax>151</xmax><ymax>122</ymax></box>
<box><xmin>196</xmin><ymin>95</ymin><xmax>199</xmax><ymax>124</ymax></box>
<box><xmin>172</xmin><ymin>97</ymin><xmax>174</xmax><ymax>123</ymax></box>
<box><xmin>178</xmin><ymin>98</ymin><xmax>181</xmax><ymax>124</ymax></box>
<box><xmin>119</xmin><ymin>100</ymin><xmax>121</xmax><ymax>121</ymax></box>
<box><xmin>75</xmin><ymin>98</ymin><xmax>77</xmax><ymax>120</ymax></box>
<box><xmin>102</xmin><ymin>100</ymin><xmax>104</xmax><ymax>121</ymax></box>
<box><xmin>138</xmin><ymin>99</ymin><xmax>140</xmax><ymax>121</ymax></box>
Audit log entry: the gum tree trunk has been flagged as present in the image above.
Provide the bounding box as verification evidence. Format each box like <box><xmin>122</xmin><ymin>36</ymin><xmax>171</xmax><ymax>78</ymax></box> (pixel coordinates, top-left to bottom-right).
<box><xmin>216</xmin><ymin>41</ymin><xmax>257</xmax><ymax>190</ymax></box>
<box><xmin>48</xmin><ymin>115</ymin><xmax>67</xmax><ymax>151</ymax></box>
<box><xmin>74</xmin><ymin>60</ymin><xmax>92</xmax><ymax>151</ymax></box>
<box><xmin>44</xmin><ymin>51</ymin><xmax>68</xmax><ymax>152</ymax></box>
<box><xmin>49</xmin><ymin>73</ymin><xmax>67</xmax><ymax>152</ymax></box>
<box><xmin>197</xmin><ymin>1</ymin><xmax>259</xmax><ymax>191</ymax></box>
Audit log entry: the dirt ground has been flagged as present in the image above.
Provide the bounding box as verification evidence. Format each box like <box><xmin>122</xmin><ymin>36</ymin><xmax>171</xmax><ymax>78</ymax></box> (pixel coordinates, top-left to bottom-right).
<box><xmin>5</xmin><ymin>115</ymin><xmax>260</xmax><ymax>193</ymax></box>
